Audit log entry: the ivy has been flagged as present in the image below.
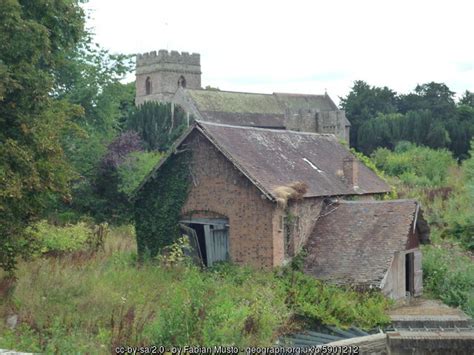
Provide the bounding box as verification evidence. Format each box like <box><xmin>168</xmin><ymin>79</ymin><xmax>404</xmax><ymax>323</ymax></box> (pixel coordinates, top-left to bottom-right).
<box><xmin>134</xmin><ymin>151</ymin><xmax>191</xmax><ymax>258</ymax></box>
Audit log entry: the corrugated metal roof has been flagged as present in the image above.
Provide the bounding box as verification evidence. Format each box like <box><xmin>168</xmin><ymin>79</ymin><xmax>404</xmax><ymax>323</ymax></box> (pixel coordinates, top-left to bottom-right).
<box><xmin>278</xmin><ymin>325</ymin><xmax>370</xmax><ymax>347</ymax></box>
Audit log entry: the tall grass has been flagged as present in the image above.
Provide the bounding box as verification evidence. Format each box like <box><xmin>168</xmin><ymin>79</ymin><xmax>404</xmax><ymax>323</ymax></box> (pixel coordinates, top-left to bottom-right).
<box><xmin>0</xmin><ymin>226</ymin><xmax>391</xmax><ymax>353</ymax></box>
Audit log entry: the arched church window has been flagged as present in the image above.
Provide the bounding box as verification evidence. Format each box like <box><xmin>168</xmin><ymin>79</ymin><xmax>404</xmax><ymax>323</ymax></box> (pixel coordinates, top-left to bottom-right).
<box><xmin>145</xmin><ymin>77</ymin><xmax>152</xmax><ymax>95</ymax></box>
<box><xmin>178</xmin><ymin>75</ymin><xmax>186</xmax><ymax>88</ymax></box>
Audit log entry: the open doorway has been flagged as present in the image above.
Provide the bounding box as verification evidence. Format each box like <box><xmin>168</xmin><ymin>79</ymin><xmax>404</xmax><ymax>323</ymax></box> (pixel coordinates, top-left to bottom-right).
<box><xmin>188</xmin><ymin>223</ymin><xmax>207</xmax><ymax>266</ymax></box>
<box><xmin>181</xmin><ymin>218</ymin><xmax>229</xmax><ymax>267</ymax></box>
<box><xmin>405</xmin><ymin>252</ymin><xmax>415</xmax><ymax>295</ymax></box>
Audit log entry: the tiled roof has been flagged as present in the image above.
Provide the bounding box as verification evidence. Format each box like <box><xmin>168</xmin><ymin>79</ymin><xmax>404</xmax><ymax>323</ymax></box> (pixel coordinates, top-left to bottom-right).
<box><xmin>187</xmin><ymin>89</ymin><xmax>283</xmax><ymax>114</ymax></box>
<box><xmin>304</xmin><ymin>200</ymin><xmax>429</xmax><ymax>288</ymax></box>
<box><xmin>185</xmin><ymin>89</ymin><xmax>345</xmax><ymax>128</ymax></box>
<box><xmin>197</xmin><ymin>121</ymin><xmax>390</xmax><ymax>198</ymax></box>
<box><xmin>274</xmin><ymin>92</ymin><xmax>338</xmax><ymax>112</ymax></box>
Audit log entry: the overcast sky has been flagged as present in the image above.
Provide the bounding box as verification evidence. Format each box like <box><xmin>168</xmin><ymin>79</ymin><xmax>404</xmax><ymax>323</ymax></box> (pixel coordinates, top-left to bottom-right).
<box><xmin>84</xmin><ymin>0</ymin><xmax>474</xmax><ymax>105</ymax></box>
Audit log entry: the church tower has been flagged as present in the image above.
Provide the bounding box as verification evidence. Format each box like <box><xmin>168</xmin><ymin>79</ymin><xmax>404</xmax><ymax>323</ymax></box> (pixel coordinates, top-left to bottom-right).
<box><xmin>135</xmin><ymin>49</ymin><xmax>201</xmax><ymax>105</ymax></box>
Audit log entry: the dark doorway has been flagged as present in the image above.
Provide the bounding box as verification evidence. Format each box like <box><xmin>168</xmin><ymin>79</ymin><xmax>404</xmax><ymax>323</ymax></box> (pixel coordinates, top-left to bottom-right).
<box><xmin>405</xmin><ymin>252</ymin><xmax>415</xmax><ymax>295</ymax></box>
<box><xmin>181</xmin><ymin>218</ymin><xmax>229</xmax><ymax>267</ymax></box>
<box><xmin>189</xmin><ymin>223</ymin><xmax>207</xmax><ymax>266</ymax></box>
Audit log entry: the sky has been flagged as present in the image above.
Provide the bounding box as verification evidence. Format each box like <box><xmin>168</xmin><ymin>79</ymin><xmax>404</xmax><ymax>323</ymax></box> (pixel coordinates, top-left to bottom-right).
<box><xmin>83</xmin><ymin>0</ymin><xmax>474</xmax><ymax>105</ymax></box>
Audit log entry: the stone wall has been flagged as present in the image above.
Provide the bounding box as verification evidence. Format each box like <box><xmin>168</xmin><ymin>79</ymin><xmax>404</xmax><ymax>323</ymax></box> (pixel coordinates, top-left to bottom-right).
<box><xmin>136</xmin><ymin>50</ymin><xmax>201</xmax><ymax>105</ymax></box>
<box><xmin>181</xmin><ymin>130</ymin><xmax>278</xmax><ymax>267</ymax></box>
<box><xmin>319</xmin><ymin>111</ymin><xmax>350</xmax><ymax>142</ymax></box>
<box><xmin>283</xmin><ymin>110</ymin><xmax>318</xmax><ymax>133</ymax></box>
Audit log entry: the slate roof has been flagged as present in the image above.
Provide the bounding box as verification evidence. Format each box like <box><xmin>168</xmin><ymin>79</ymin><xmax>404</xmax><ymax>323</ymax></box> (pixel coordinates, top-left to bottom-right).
<box><xmin>185</xmin><ymin>89</ymin><xmax>345</xmax><ymax>128</ymax></box>
<box><xmin>187</xmin><ymin>89</ymin><xmax>282</xmax><ymax>114</ymax></box>
<box><xmin>303</xmin><ymin>199</ymin><xmax>429</xmax><ymax>288</ymax></box>
<box><xmin>197</xmin><ymin>121</ymin><xmax>390</xmax><ymax>198</ymax></box>
<box><xmin>273</xmin><ymin>92</ymin><xmax>338</xmax><ymax>112</ymax></box>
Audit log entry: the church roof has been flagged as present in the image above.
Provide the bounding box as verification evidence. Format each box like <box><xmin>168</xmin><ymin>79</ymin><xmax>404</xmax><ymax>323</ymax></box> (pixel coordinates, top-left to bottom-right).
<box><xmin>273</xmin><ymin>92</ymin><xmax>338</xmax><ymax>112</ymax></box>
<box><xmin>187</xmin><ymin>89</ymin><xmax>282</xmax><ymax>114</ymax></box>
<box><xmin>304</xmin><ymin>199</ymin><xmax>430</xmax><ymax>288</ymax></box>
<box><xmin>184</xmin><ymin>89</ymin><xmax>346</xmax><ymax>128</ymax></box>
<box><xmin>134</xmin><ymin>121</ymin><xmax>390</xmax><ymax>199</ymax></box>
<box><xmin>186</xmin><ymin>89</ymin><xmax>285</xmax><ymax>128</ymax></box>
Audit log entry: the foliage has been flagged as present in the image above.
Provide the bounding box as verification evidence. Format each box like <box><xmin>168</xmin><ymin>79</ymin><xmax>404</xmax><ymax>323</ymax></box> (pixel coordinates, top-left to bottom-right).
<box><xmin>278</xmin><ymin>268</ymin><xmax>391</xmax><ymax>329</ymax></box>
<box><xmin>422</xmin><ymin>244</ymin><xmax>474</xmax><ymax>317</ymax></box>
<box><xmin>0</xmin><ymin>230</ymin><xmax>286</xmax><ymax>351</ymax></box>
<box><xmin>27</xmin><ymin>220</ymin><xmax>92</xmax><ymax>255</ymax></box>
<box><xmin>100</xmin><ymin>131</ymin><xmax>143</xmax><ymax>169</ymax></box>
<box><xmin>127</xmin><ymin>101</ymin><xmax>190</xmax><ymax>151</ymax></box>
<box><xmin>371</xmin><ymin>142</ymin><xmax>456</xmax><ymax>187</ymax></box>
<box><xmin>134</xmin><ymin>152</ymin><xmax>191</xmax><ymax>258</ymax></box>
<box><xmin>371</xmin><ymin>140</ymin><xmax>474</xmax><ymax>315</ymax></box>
<box><xmin>117</xmin><ymin>151</ymin><xmax>162</xmax><ymax>196</ymax></box>
<box><xmin>339</xmin><ymin>80</ymin><xmax>398</xmax><ymax>148</ymax></box>
<box><xmin>0</xmin><ymin>228</ymin><xmax>392</xmax><ymax>352</ymax></box>
<box><xmin>341</xmin><ymin>81</ymin><xmax>474</xmax><ymax>158</ymax></box>
<box><xmin>0</xmin><ymin>0</ymin><xmax>85</xmax><ymax>272</ymax></box>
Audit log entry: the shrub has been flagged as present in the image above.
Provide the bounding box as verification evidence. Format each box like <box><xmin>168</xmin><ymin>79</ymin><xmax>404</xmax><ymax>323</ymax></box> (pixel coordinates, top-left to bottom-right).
<box><xmin>277</xmin><ymin>269</ymin><xmax>391</xmax><ymax>329</ymax></box>
<box><xmin>28</xmin><ymin>220</ymin><xmax>92</xmax><ymax>255</ymax></box>
<box><xmin>117</xmin><ymin>151</ymin><xmax>162</xmax><ymax>196</ymax></box>
<box><xmin>372</xmin><ymin>143</ymin><xmax>456</xmax><ymax>187</ymax></box>
<box><xmin>422</xmin><ymin>244</ymin><xmax>474</xmax><ymax>317</ymax></box>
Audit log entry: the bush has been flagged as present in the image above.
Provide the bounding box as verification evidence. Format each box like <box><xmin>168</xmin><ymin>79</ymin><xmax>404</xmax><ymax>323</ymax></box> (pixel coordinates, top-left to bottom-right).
<box><xmin>422</xmin><ymin>244</ymin><xmax>474</xmax><ymax>317</ymax></box>
<box><xmin>372</xmin><ymin>143</ymin><xmax>456</xmax><ymax>187</ymax></box>
<box><xmin>277</xmin><ymin>269</ymin><xmax>391</xmax><ymax>329</ymax></box>
<box><xmin>28</xmin><ymin>220</ymin><xmax>92</xmax><ymax>255</ymax></box>
<box><xmin>117</xmin><ymin>151</ymin><xmax>162</xmax><ymax>196</ymax></box>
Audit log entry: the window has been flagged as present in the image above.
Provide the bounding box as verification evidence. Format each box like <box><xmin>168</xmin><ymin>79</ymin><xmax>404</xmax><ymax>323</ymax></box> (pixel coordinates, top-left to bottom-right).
<box><xmin>178</xmin><ymin>75</ymin><xmax>186</xmax><ymax>88</ymax></box>
<box><xmin>145</xmin><ymin>77</ymin><xmax>152</xmax><ymax>95</ymax></box>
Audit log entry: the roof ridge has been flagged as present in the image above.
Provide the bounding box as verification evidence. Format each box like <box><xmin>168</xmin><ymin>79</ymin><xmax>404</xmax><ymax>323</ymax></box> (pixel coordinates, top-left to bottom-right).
<box><xmin>274</xmin><ymin>92</ymin><xmax>327</xmax><ymax>97</ymax></box>
<box><xmin>187</xmin><ymin>88</ymin><xmax>275</xmax><ymax>97</ymax></box>
<box><xmin>196</xmin><ymin>120</ymin><xmax>337</xmax><ymax>137</ymax></box>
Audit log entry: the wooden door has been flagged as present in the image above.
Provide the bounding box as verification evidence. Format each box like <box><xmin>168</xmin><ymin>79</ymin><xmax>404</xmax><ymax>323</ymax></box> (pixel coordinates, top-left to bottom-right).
<box><xmin>204</xmin><ymin>223</ymin><xmax>229</xmax><ymax>267</ymax></box>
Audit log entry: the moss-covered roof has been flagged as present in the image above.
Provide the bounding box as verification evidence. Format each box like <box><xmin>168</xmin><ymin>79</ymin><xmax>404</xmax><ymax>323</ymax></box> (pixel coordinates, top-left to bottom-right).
<box><xmin>187</xmin><ymin>89</ymin><xmax>284</xmax><ymax>114</ymax></box>
<box><xmin>274</xmin><ymin>93</ymin><xmax>338</xmax><ymax>112</ymax></box>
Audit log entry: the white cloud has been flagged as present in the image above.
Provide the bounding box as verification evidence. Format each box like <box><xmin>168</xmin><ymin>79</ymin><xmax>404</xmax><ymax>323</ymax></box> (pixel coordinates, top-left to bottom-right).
<box><xmin>84</xmin><ymin>0</ymin><xmax>474</xmax><ymax>104</ymax></box>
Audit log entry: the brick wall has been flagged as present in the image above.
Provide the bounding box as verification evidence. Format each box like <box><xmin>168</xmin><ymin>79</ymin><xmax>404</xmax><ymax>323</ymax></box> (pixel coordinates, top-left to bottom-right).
<box><xmin>181</xmin><ymin>131</ymin><xmax>277</xmax><ymax>267</ymax></box>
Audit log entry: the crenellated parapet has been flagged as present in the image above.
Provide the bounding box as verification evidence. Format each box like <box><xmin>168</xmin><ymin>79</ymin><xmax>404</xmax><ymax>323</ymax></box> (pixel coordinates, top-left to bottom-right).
<box><xmin>136</xmin><ymin>49</ymin><xmax>200</xmax><ymax>67</ymax></box>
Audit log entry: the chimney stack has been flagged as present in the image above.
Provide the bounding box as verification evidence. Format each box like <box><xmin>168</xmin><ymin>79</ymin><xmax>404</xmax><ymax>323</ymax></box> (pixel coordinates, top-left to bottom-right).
<box><xmin>343</xmin><ymin>156</ymin><xmax>359</xmax><ymax>189</ymax></box>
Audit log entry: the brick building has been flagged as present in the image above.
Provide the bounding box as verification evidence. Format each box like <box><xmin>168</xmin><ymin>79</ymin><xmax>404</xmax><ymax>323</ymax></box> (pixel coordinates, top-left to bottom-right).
<box><xmin>135</xmin><ymin>121</ymin><xmax>430</xmax><ymax>299</ymax></box>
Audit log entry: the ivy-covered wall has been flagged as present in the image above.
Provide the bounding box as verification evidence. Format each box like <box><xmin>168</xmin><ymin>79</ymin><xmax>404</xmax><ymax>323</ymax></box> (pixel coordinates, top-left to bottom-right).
<box><xmin>134</xmin><ymin>152</ymin><xmax>191</xmax><ymax>258</ymax></box>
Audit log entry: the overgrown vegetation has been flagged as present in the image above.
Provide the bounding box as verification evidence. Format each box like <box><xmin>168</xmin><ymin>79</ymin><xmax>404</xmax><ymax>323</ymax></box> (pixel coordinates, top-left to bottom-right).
<box><xmin>134</xmin><ymin>152</ymin><xmax>192</xmax><ymax>258</ymax></box>
<box><xmin>371</xmin><ymin>141</ymin><xmax>474</xmax><ymax>316</ymax></box>
<box><xmin>0</xmin><ymin>228</ymin><xmax>390</xmax><ymax>353</ymax></box>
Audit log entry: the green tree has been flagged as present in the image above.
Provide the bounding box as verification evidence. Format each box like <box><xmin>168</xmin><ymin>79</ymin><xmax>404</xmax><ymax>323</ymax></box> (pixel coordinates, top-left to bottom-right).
<box><xmin>0</xmin><ymin>0</ymin><xmax>85</xmax><ymax>272</ymax></box>
<box><xmin>127</xmin><ymin>102</ymin><xmax>191</xmax><ymax>151</ymax></box>
<box><xmin>459</xmin><ymin>90</ymin><xmax>474</xmax><ymax>107</ymax></box>
<box><xmin>399</xmin><ymin>82</ymin><xmax>456</xmax><ymax>121</ymax></box>
<box><xmin>339</xmin><ymin>80</ymin><xmax>398</xmax><ymax>148</ymax></box>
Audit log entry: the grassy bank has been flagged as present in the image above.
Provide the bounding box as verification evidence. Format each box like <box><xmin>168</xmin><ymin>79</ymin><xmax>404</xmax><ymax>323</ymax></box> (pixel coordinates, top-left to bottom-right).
<box><xmin>0</xmin><ymin>225</ymin><xmax>390</xmax><ymax>353</ymax></box>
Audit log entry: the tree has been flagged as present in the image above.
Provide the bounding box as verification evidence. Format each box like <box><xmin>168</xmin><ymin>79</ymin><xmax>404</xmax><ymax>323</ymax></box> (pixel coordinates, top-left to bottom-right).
<box><xmin>127</xmin><ymin>102</ymin><xmax>191</xmax><ymax>151</ymax></box>
<box><xmin>0</xmin><ymin>0</ymin><xmax>85</xmax><ymax>272</ymax></box>
<box><xmin>339</xmin><ymin>80</ymin><xmax>398</xmax><ymax>148</ymax></box>
<box><xmin>459</xmin><ymin>90</ymin><xmax>474</xmax><ymax>107</ymax></box>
